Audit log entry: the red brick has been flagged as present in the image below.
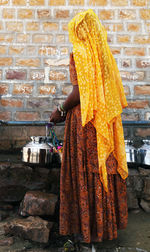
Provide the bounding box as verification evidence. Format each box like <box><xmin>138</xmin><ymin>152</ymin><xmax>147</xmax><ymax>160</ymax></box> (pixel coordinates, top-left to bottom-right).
<box><xmin>13</xmin><ymin>84</ymin><xmax>33</xmax><ymax>95</ymax></box>
<box><xmin>13</xmin><ymin>0</ymin><xmax>26</xmax><ymax>5</ymax></box>
<box><xmin>110</xmin><ymin>47</ymin><xmax>121</xmax><ymax>55</ymax></box>
<box><xmin>56</xmin><ymin>35</ymin><xmax>65</xmax><ymax>43</ymax></box>
<box><xmin>37</xmin><ymin>9</ymin><xmax>51</xmax><ymax>19</ymax></box>
<box><xmin>16</xmin><ymin>58</ymin><xmax>40</xmax><ymax>67</ymax></box>
<box><xmin>132</xmin><ymin>0</ymin><xmax>147</xmax><ymax>6</ymax></box>
<box><xmin>43</xmin><ymin>22</ymin><xmax>59</xmax><ymax>31</ymax></box>
<box><xmin>15</xmin><ymin>112</ymin><xmax>40</xmax><ymax>121</ymax></box>
<box><xmin>30</xmin><ymin>70</ymin><xmax>45</xmax><ymax>80</ymax></box>
<box><xmin>99</xmin><ymin>10</ymin><xmax>114</xmax><ymax>20</ymax></box>
<box><xmin>134</xmin><ymin>36</ymin><xmax>150</xmax><ymax>44</ymax></box>
<box><xmin>0</xmin><ymin>84</ymin><xmax>9</xmax><ymax>94</ymax></box>
<box><xmin>125</xmin><ymin>48</ymin><xmax>145</xmax><ymax>56</ymax></box>
<box><xmin>18</xmin><ymin>9</ymin><xmax>34</xmax><ymax>19</ymax></box>
<box><xmin>89</xmin><ymin>0</ymin><xmax>107</xmax><ymax>5</ymax></box>
<box><xmin>6</xmin><ymin>70</ymin><xmax>27</xmax><ymax>80</ymax></box>
<box><xmin>55</xmin><ymin>10</ymin><xmax>69</xmax><ymax>18</ymax></box>
<box><xmin>9</xmin><ymin>46</ymin><xmax>24</xmax><ymax>55</ymax></box>
<box><xmin>134</xmin><ymin>85</ymin><xmax>150</xmax><ymax>95</ymax></box>
<box><xmin>29</xmin><ymin>0</ymin><xmax>44</xmax><ymax>5</ymax></box>
<box><xmin>16</xmin><ymin>34</ymin><xmax>30</xmax><ymax>43</ymax></box>
<box><xmin>136</xmin><ymin>59</ymin><xmax>150</xmax><ymax>68</ymax></box>
<box><xmin>69</xmin><ymin>0</ymin><xmax>84</xmax><ymax>5</ymax></box>
<box><xmin>120</xmin><ymin>71</ymin><xmax>144</xmax><ymax>81</ymax></box>
<box><xmin>122</xmin><ymin>59</ymin><xmax>131</xmax><ymax>68</ymax></box>
<box><xmin>127</xmin><ymin>100</ymin><xmax>149</xmax><ymax>108</ymax></box>
<box><xmin>0</xmin><ymin>112</ymin><xmax>11</xmax><ymax>121</ymax></box>
<box><xmin>39</xmin><ymin>46</ymin><xmax>57</xmax><ymax>56</ymax></box>
<box><xmin>3</xmin><ymin>8</ymin><xmax>15</xmax><ymax>18</ymax></box>
<box><xmin>49</xmin><ymin>0</ymin><xmax>65</xmax><ymax>5</ymax></box>
<box><xmin>135</xmin><ymin>128</ymin><xmax>150</xmax><ymax>137</ymax></box>
<box><xmin>112</xmin><ymin>0</ymin><xmax>128</xmax><ymax>5</ymax></box>
<box><xmin>33</xmin><ymin>34</ymin><xmax>53</xmax><ymax>43</ymax></box>
<box><xmin>6</xmin><ymin>22</ymin><xmax>23</xmax><ymax>32</ymax></box>
<box><xmin>45</xmin><ymin>58</ymin><xmax>69</xmax><ymax>67</ymax></box>
<box><xmin>0</xmin><ymin>58</ymin><xmax>12</xmax><ymax>66</ymax></box>
<box><xmin>117</xmin><ymin>35</ymin><xmax>130</xmax><ymax>43</ymax></box>
<box><xmin>119</xmin><ymin>10</ymin><xmax>136</xmax><ymax>19</ymax></box>
<box><xmin>38</xmin><ymin>85</ymin><xmax>56</xmax><ymax>95</ymax></box>
<box><xmin>122</xmin><ymin>113</ymin><xmax>139</xmax><ymax>121</ymax></box>
<box><xmin>127</xmin><ymin>23</ymin><xmax>140</xmax><ymax>32</ymax></box>
<box><xmin>49</xmin><ymin>70</ymin><xmax>67</xmax><ymax>81</ymax></box>
<box><xmin>26</xmin><ymin>22</ymin><xmax>39</xmax><ymax>31</ymax></box>
<box><xmin>1</xmin><ymin>99</ymin><xmax>23</xmax><ymax>107</ymax></box>
<box><xmin>113</xmin><ymin>24</ymin><xmax>123</xmax><ymax>32</ymax></box>
<box><xmin>0</xmin><ymin>46</ymin><xmax>6</xmax><ymax>54</ymax></box>
<box><xmin>140</xmin><ymin>10</ymin><xmax>150</xmax><ymax>20</ymax></box>
<box><xmin>0</xmin><ymin>34</ymin><xmax>14</xmax><ymax>43</ymax></box>
<box><xmin>0</xmin><ymin>0</ymin><xmax>9</xmax><ymax>5</ymax></box>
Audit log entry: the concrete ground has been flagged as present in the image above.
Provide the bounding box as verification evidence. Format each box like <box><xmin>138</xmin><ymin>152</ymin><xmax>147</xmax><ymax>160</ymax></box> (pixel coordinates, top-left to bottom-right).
<box><xmin>0</xmin><ymin>210</ymin><xmax>149</xmax><ymax>252</ymax></box>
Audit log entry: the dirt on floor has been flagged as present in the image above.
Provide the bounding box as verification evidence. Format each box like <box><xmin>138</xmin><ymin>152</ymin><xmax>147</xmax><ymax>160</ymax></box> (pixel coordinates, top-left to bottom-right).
<box><xmin>0</xmin><ymin>153</ymin><xmax>149</xmax><ymax>252</ymax></box>
<box><xmin>0</xmin><ymin>210</ymin><xmax>149</xmax><ymax>252</ymax></box>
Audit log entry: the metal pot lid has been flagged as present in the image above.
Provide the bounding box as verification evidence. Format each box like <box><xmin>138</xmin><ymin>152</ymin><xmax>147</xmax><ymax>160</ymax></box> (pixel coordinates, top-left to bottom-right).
<box><xmin>31</xmin><ymin>136</ymin><xmax>46</xmax><ymax>143</ymax></box>
<box><xmin>23</xmin><ymin>136</ymin><xmax>51</xmax><ymax>150</ymax></box>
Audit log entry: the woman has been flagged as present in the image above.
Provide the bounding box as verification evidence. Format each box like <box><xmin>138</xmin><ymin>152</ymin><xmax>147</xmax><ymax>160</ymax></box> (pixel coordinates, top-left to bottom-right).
<box><xmin>50</xmin><ymin>9</ymin><xmax>128</xmax><ymax>249</ymax></box>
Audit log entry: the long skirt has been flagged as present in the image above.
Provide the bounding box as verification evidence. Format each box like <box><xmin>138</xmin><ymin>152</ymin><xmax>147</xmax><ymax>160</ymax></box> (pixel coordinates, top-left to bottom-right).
<box><xmin>59</xmin><ymin>105</ymin><xmax>128</xmax><ymax>243</ymax></box>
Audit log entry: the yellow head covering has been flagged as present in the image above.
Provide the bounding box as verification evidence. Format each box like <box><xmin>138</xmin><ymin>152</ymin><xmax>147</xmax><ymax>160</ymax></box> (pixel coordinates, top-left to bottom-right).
<box><xmin>68</xmin><ymin>9</ymin><xmax>128</xmax><ymax>192</ymax></box>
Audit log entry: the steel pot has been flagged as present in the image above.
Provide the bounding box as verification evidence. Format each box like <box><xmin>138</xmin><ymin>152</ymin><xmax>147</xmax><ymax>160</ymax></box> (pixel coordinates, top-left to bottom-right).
<box><xmin>125</xmin><ymin>139</ymin><xmax>150</xmax><ymax>166</ymax></box>
<box><xmin>22</xmin><ymin>136</ymin><xmax>53</xmax><ymax>165</ymax></box>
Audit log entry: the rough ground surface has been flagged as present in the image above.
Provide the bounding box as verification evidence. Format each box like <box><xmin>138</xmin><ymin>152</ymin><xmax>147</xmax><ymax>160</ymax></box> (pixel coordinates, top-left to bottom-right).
<box><xmin>0</xmin><ymin>154</ymin><xmax>150</xmax><ymax>251</ymax></box>
<box><xmin>0</xmin><ymin>210</ymin><xmax>149</xmax><ymax>252</ymax></box>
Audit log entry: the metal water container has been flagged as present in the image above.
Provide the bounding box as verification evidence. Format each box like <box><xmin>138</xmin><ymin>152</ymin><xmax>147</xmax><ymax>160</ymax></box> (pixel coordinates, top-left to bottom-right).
<box><xmin>138</xmin><ymin>140</ymin><xmax>150</xmax><ymax>165</ymax></box>
<box><xmin>125</xmin><ymin>140</ymin><xmax>136</xmax><ymax>163</ymax></box>
<box><xmin>125</xmin><ymin>139</ymin><xmax>150</xmax><ymax>166</ymax></box>
<box><xmin>22</xmin><ymin>136</ymin><xmax>53</xmax><ymax>165</ymax></box>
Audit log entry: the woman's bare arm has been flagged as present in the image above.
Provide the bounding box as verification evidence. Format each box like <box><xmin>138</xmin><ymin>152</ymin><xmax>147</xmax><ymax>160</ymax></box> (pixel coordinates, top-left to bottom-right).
<box><xmin>50</xmin><ymin>85</ymin><xmax>80</xmax><ymax>123</ymax></box>
<box><xmin>63</xmin><ymin>85</ymin><xmax>80</xmax><ymax>111</ymax></box>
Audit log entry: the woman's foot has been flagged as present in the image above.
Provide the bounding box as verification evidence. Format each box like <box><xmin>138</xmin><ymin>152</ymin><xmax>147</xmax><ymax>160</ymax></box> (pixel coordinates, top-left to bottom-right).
<box><xmin>92</xmin><ymin>244</ymin><xmax>96</xmax><ymax>252</ymax></box>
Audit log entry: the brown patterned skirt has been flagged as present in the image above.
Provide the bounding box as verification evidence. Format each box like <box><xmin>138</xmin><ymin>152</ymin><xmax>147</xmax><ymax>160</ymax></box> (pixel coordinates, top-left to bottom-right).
<box><xmin>59</xmin><ymin>105</ymin><xmax>128</xmax><ymax>243</ymax></box>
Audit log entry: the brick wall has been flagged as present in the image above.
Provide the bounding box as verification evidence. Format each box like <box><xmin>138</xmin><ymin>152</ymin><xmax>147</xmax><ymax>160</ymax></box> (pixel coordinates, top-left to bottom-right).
<box><xmin>0</xmin><ymin>0</ymin><xmax>150</xmax><ymax>124</ymax></box>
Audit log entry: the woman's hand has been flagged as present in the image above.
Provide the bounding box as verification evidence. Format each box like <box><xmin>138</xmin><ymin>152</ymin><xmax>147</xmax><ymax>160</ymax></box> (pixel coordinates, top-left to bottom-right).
<box><xmin>50</xmin><ymin>108</ymin><xmax>66</xmax><ymax>124</ymax></box>
<box><xmin>50</xmin><ymin>85</ymin><xmax>80</xmax><ymax>124</ymax></box>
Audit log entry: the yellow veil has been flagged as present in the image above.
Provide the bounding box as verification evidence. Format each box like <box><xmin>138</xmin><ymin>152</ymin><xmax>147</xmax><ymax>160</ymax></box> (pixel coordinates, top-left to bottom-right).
<box><xmin>68</xmin><ymin>9</ymin><xmax>128</xmax><ymax>192</ymax></box>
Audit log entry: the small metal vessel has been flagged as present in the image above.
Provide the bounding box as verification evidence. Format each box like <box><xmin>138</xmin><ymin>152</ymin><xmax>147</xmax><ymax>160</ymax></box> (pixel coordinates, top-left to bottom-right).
<box><xmin>22</xmin><ymin>136</ymin><xmax>53</xmax><ymax>165</ymax></box>
<box><xmin>125</xmin><ymin>139</ymin><xmax>150</xmax><ymax>166</ymax></box>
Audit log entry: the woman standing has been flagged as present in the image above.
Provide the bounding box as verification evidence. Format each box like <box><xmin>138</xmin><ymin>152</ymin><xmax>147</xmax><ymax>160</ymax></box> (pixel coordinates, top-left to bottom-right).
<box><xmin>50</xmin><ymin>9</ymin><xmax>128</xmax><ymax>250</ymax></box>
